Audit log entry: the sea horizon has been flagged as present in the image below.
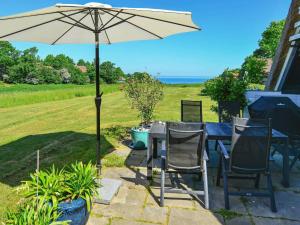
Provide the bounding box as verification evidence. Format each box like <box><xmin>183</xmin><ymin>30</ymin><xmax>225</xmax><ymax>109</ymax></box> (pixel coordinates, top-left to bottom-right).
<box><xmin>155</xmin><ymin>76</ymin><xmax>212</xmax><ymax>84</ymax></box>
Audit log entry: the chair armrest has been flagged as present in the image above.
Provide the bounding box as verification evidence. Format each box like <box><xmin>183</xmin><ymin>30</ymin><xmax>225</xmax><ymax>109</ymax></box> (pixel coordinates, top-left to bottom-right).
<box><xmin>217</xmin><ymin>140</ymin><xmax>230</xmax><ymax>160</ymax></box>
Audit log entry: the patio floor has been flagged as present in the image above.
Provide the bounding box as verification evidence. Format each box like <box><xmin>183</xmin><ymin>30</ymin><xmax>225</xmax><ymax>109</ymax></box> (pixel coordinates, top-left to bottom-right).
<box><xmin>87</xmin><ymin>142</ymin><xmax>300</xmax><ymax>225</ymax></box>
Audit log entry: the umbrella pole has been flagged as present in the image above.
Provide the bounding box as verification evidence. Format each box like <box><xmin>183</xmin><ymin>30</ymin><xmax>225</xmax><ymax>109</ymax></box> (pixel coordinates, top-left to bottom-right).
<box><xmin>94</xmin><ymin>9</ymin><xmax>101</xmax><ymax>176</ymax></box>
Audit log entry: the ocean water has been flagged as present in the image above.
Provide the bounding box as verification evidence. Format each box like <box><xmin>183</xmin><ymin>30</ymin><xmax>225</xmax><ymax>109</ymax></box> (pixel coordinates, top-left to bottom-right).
<box><xmin>156</xmin><ymin>76</ymin><xmax>209</xmax><ymax>84</ymax></box>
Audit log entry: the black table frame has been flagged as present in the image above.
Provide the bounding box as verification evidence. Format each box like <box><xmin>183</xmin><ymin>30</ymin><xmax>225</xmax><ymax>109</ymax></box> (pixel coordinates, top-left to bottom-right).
<box><xmin>147</xmin><ymin>122</ymin><xmax>290</xmax><ymax>187</ymax></box>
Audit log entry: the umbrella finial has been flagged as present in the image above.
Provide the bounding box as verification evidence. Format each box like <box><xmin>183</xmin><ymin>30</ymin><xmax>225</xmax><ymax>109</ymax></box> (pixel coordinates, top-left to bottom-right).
<box><xmin>85</xmin><ymin>2</ymin><xmax>112</xmax><ymax>8</ymax></box>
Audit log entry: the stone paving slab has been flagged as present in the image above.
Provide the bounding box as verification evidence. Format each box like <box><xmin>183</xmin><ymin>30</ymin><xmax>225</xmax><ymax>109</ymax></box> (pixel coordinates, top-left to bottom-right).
<box><xmin>111</xmin><ymin>218</ymin><xmax>157</xmax><ymax>225</ymax></box>
<box><xmin>209</xmin><ymin>186</ymin><xmax>247</xmax><ymax>214</ymax></box>
<box><xmin>87</xmin><ymin>145</ymin><xmax>300</xmax><ymax>225</ymax></box>
<box><xmin>86</xmin><ymin>216</ymin><xmax>109</xmax><ymax>225</ymax></box>
<box><xmin>225</xmin><ymin>216</ymin><xmax>253</xmax><ymax>225</ymax></box>
<box><xmin>169</xmin><ymin>207</ymin><xmax>223</xmax><ymax>225</ymax></box>
<box><xmin>246</xmin><ymin>191</ymin><xmax>300</xmax><ymax>221</ymax></box>
<box><xmin>147</xmin><ymin>187</ymin><xmax>196</xmax><ymax>209</ymax></box>
<box><xmin>252</xmin><ymin>217</ymin><xmax>299</xmax><ymax>225</ymax></box>
<box><xmin>141</xmin><ymin>206</ymin><xmax>168</xmax><ymax>224</ymax></box>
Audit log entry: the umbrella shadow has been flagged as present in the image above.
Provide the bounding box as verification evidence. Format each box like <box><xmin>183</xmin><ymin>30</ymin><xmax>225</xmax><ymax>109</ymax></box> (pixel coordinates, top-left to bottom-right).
<box><xmin>0</xmin><ymin>131</ymin><xmax>113</xmax><ymax>187</ymax></box>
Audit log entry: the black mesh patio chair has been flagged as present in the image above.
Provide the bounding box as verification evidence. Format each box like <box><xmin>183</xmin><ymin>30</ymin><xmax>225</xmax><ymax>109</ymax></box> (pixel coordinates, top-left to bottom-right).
<box><xmin>181</xmin><ymin>100</ymin><xmax>203</xmax><ymax>122</ymax></box>
<box><xmin>214</xmin><ymin>101</ymin><xmax>241</xmax><ymax>151</ymax></box>
<box><xmin>216</xmin><ymin>117</ymin><xmax>277</xmax><ymax>212</ymax></box>
<box><xmin>160</xmin><ymin>122</ymin><xmax>209</xmax><ymax>209</ymax></box>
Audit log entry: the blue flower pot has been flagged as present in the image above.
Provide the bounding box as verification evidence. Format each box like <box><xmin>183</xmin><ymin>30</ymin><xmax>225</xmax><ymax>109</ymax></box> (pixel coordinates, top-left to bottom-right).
<box><xmin>57</xmin><ymin>198</ymin><xmax>89</xmax><ymax>225</ymax></box>
<box><xmin>131</xmin><ymin>127</ymin><xmax>149</xmax><ymax>150</ymax></box>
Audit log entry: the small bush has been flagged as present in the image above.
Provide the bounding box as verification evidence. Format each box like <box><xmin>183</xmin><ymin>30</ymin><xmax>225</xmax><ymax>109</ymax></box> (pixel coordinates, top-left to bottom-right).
<box><xmin>102</xmin><ymin>126</ymin><xmax>129</xmax><ymax>141</ymax></box>
<box><xmin>202</xmin><ymin>69</ymin><xmax>247</xmax><ymax>112</ymax></box>
<box><xmin>69</xmin><ymin>68</ymin><xmax>89</xmax><ymax>85</ymax></box>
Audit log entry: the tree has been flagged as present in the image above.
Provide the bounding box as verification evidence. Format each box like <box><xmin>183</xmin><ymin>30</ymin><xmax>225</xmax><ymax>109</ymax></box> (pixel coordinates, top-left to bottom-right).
<box><xmin>37</xmin><ymin>65</ymin><xmax>61</xmax><ymax>84</ymax></box>
<box><xmin>44</xmin><ymin>54</ymin><xmax>74</xmax><ymax>70</ymax></box>
<box><xmin>7</xmin><ymin>47</ymin><xmax>40</xmax><ymax>83</ymax></box>
<box><xmin>86</xmin><ymin>64</ymin><xmax>96</xmax><ymax>83</ymax></box>
<box><xmin>239</xmin><ymin>20</ymin><xmax>285</xmax><ymax>84</ymax></box>
<box><xmin>77</xmin><ymin>59</ymin><xmax>91</xmax><ymax>67</ymax></box>
<box><xmin>0</xmin><ymin>41</ymin><xmax>19</xmax><ymax>79</ymax></box>
<box><xmin>7</xmin><ymin>62</ymin><xmax>35</xmax><ymax>83</ymax></box>
<box><xmin>19</xmin><ymin>47</ymin><xmax>40</xmax><ymax>64</ymax></box>
<box><xmin>255</xmin><ymin>20</ymin><xmax>285</xmax><ymax>58</ymax></box>
<box><xmin>240</xmin><ymin>55</ymin><xmax>267</xmax><ymax>84</ymax></box>
<box><xmin>70</xmin><ymin>67</ymin><xmax>90</xmax><ymax>84</ymax></box>
<box><xmin>100</xmin><ymin>61</ymin><xmax>125</xmax><ymax>84</ymax></box>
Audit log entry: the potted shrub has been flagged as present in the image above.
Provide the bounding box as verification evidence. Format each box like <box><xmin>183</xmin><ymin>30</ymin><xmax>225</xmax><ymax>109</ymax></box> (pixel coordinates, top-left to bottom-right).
<box><xmin>124</xmin><ymin>72</ymin><xmax>164</xmax><ymax>149</ymax></box>
<box><xmin>23</xmin><ymin>162</ymin><xmax>99</xmax><ymax>225</ymax></box>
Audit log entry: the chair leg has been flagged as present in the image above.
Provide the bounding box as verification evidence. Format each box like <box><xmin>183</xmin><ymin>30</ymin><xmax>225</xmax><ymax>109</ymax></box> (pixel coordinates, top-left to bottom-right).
<box><xmin>221</xmin><ymin>158</ymin><xmax>230</xmax><ymax>210</ymax></box>
<box><xmin>202</xmin><ymin>159</ymin><xmax>209</xmax><ymax>209</ymax></box>
<box><xmin>214</xmin><ymin>140</ymin><xmax>218</xmax><ymax>151</ymax></box>
<box><xmin>216</xmin><ymin>155</ymin><xmax>222</xmax><ymax>186</ymax></box>
<box><xmin>255</xmin><ymin>173</ymin><xmax>260</xmax><ymax>189</ymax></box>
<box><xmin>267</xmin><ymin>173</ymin><xmax>277</xmax><ymax>212</ymax></box>
<box><xmin>290</xmin><ymin>156</ymin><xmax>298</xmax><ymax>170</ymax></box>
<box><xmin>160</xmin><ymin>168</ymin><xmax>165</xmax><ymax>207</ymax></box>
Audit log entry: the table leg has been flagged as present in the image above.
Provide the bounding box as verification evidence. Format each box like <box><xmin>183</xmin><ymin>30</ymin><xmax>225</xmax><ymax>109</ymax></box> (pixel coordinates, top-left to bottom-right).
<box><xmin>147</xmin><ymin>135</ymin><xmax>153</xmax><ymax>180</ymax></box>
<box><xmin>153</xmin><ymin>138</ymin><xmax>158</xmax><ymax>159</ymax></box>
<box><xmin>205</xmin><ymin>139</ymin><xmax>210</xmax><ymax>159</ymax></box>
<box><xmin>281</xmin><ymin>139</ymin><xmax>290</xmax><ymax>187</ymax></box>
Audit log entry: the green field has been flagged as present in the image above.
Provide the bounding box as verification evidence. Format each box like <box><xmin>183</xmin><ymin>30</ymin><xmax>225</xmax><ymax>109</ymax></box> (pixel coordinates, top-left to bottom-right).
<box><xmin>0</xmin><ymin>82</ymin><xmax>217</xmax><ymax>220</ymax></box>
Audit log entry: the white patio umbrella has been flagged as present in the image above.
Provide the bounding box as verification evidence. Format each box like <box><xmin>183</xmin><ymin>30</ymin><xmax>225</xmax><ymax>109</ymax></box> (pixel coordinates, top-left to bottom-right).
<box><xmin>0</xmin><ymin>2</ymin><xmax>200</xmax><ymax>176</ymax></box>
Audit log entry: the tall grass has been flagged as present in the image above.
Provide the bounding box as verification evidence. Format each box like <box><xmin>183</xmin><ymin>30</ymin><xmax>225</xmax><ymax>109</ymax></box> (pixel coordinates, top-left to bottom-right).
<box><xmin>0</xmin><ymin>83</ymin><xmax>120</xmax><ymax>108</ymax></box>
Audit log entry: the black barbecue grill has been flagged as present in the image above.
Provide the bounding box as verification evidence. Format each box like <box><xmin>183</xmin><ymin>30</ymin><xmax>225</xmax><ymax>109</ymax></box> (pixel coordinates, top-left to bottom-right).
<box><xmin>248</xmin><ymin>96</ymin><xmax>300</xmax><ymax>169</ymax></box>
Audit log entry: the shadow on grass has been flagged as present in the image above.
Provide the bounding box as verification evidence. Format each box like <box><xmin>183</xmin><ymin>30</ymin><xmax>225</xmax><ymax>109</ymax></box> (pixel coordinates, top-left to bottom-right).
<box><xmin>0</xmin><ymin>131</ymin><xmax>113</xmax><ymax>187</ymax></box>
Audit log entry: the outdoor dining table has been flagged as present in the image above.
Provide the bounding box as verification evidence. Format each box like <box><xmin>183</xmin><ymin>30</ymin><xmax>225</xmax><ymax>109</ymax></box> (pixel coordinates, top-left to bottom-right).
<box><xmin>147</xmin><ymin>122</ymin><xmax>290</xmax><ymax>187</ymax></box>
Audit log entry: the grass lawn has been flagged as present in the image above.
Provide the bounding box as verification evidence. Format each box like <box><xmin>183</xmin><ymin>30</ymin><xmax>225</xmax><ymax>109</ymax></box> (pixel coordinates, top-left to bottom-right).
<box><xmin>0</xmin><ymin>83</ymin><xmax>217</xmax><ymax>220</ymax></box>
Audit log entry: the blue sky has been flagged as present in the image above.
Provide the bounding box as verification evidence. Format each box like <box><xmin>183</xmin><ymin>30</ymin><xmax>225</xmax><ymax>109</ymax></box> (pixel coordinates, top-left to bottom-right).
<box><xmin>0</xmin><ymin>0</ymin><xmax>291</xmax><ymax>78</ymax></box>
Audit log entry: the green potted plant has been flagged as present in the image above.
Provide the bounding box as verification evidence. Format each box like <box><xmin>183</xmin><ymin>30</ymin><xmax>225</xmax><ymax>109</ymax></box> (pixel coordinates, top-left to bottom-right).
<box><xmin>22</xmin><ymin>162</ymin><xmax>99</xmax><ymax>225</ymax></box>
<box><xmin>124</xmin><ymin>72</ymin><xmax>164</xmax><ymax>149</ymax></box>
<box><xmin>5</xmin><ymin>196</ymin><xmax>70</xmax><ymax>225</ymax></box>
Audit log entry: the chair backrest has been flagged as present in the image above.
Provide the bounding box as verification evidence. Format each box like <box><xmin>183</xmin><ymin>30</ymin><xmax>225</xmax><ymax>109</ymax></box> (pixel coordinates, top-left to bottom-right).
<box><xmin>166</xmin><ymin>122</ymin><xmax>206</xmax><ymax>170</ymax></box>
<box><xmin>181</xmin><ymin>100</ymin><xmax>203</xmax><ymax>122</ymax></box>
<box><xmin>230</xmin><ymin>117</ymin><xmax>272</xmax><ymax>174</ymax></box>
<box><xmin>218</xmin><ymin>101</ymin><xmax>241</xmax><ymax>123</ymax></box>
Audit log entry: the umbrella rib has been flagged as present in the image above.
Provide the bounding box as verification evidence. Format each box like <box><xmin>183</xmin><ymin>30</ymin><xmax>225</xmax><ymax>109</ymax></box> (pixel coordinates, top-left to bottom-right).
<box><xmin>0</xmin><ymin>9</ymin><xmax>83</xmax><ymax>21</ymax></box>
<box><xmin>57</xmin><ymin>19</ymin><xmax>93</xmax><ymax>31</ymax></box>
<box><xmin>52</xmin><ymin>12</ymin><xmax>90</xmax><ymax>45</ymax></box>
<box><xmin>103</xmin><ymin>8</ymin><xmax>200</xmax><ymax>30</ymax></box>
<box><xmin>59</xmin><ymin>12</ymin><xmax>93</xmax><ymax>31</ymax></box>
<box><xmin>101</xmin><ymin>10</ymin><xmax>162</xmax><ymax>39</ymax></box>
<box><xmin>99</xmin><ymin>10</ymin><xmax>122</xmax><ymax>31</ymax></box>
<box><xmin>99</xmin><ymin>15</ymin><xmax>135</xmax><ymax>32</ymax></box>
<box><xmin>98</xmin><ymin>14</ymin><xmax>111</xmax><ymax>44</ymax></box>
<box><xmin>88</xmin><ymin>9</ymin><xmax>96</xmax><ymax>28</ymax></box>
<box><xmin>0</xmin><ymin>9</ymin><xmax>88</xmax><ymax>39</ymax></box>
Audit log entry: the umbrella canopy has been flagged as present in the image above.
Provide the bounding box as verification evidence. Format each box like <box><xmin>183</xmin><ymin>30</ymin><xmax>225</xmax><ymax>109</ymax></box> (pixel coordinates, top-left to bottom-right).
<box><xmin>0</xmin><ymin>2</ymin><xmax>199</xmax><ymax>44</ymax></box>
<box><xmin>0</xmin><ymin>2</ymin><xmax>200</xmax><ymax>175</ymax></box>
